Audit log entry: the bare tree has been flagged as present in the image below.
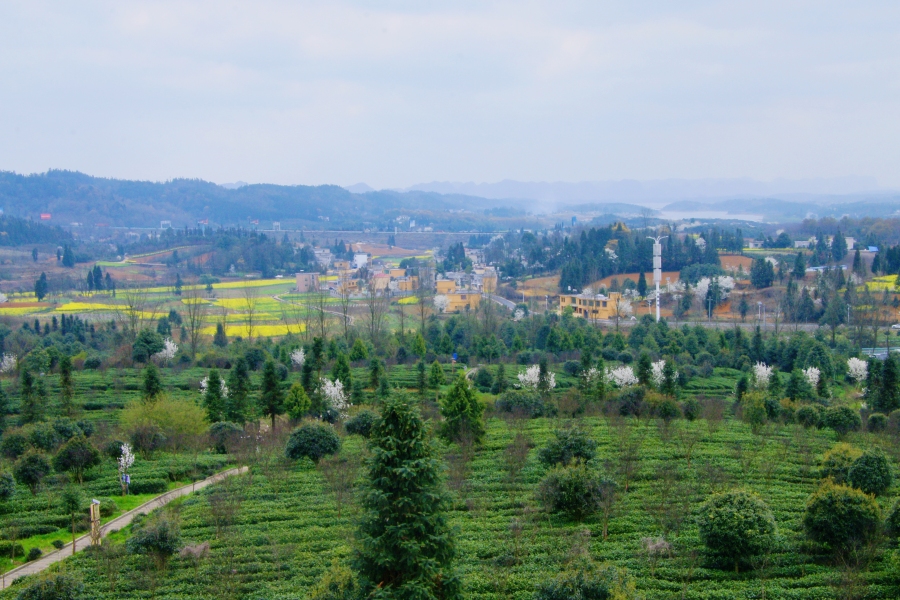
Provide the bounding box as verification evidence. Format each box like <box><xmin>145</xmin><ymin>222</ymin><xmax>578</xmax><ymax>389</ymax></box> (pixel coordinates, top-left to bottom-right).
<box><xmin>362</xmin><ymin>280</ymin><xmax>389</xmax><ymax>351</ymax></box>
<box><xmin>338</xmin><ymin>276</ymin><xmax>353</xmax><ymax>340</ymax></box>
<box><xmin>479</xmin><ymin>274</ymin><xmax>500</xmax><ymax>335</ymax></box>
<box><xmin>117</xmin><ymin>288</ymin><xmax>160</xmax><ymax>340</ymax></box>
<box><xmin>319</xmin><ymin>453</ymin><xmax>359</xmax><ymax>519</ymax></box>
<box><xmin>182</xmin><ymin>284</ymin><xmax>207</xmax><ymax>359</ymax></box>
<box><xmin>314</xmin><ymin>291</ymin><xmax>330</xmax><ymax>340</ymax></box>
<box><xmin>241</xmin><ymin>283</ymin><xmax>259</xmax><ymax>343</ymax></box>
<box><xmin>415</xmin><ymin>261</ymin><xmax>434</xmax><ymax>335</ymax></box>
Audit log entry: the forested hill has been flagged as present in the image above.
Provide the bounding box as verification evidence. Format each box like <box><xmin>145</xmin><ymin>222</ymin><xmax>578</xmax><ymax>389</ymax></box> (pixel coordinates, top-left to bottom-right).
<box><xmin>0</xmin><ymin>215</ymin><xmax>71</xmax><ymax>246</ymax></box>
<box><xmin>0</xmin><ymin>171</ymin><xmax>509</xmax><ymax>229</ymax></box>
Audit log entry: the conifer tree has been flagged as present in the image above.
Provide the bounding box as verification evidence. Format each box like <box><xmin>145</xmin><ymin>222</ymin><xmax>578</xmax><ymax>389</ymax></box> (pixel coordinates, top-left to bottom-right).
<box><xmin>439</xmin><ymin>373</ymin><xmax>485</xmax><ymax>444</ymax></box>
<box><xmin>142</xmin><ymin>364</ymin><xmax>163</xmax><ymax>402</ymax></box>
<box><xmin>0</xmin><ymin>381</ymin><xmax>8</xmax><ymax>432</ymax></box>
<box><xmin>428</xmin><ymin>361</ymin><xmax>446</xmax><ymax>389</ymax></box>
<box><xmin>59</xmin><ymin>355</ymin><xmax>74</xmax><ymax>417</ymax></box>
<box><xmin>203</xmin><ymin>369</ymin><xmax>226</xmax><ymax>423</ymax></box>
<box><xmin>416</xmin><ymin>360</ymin><xmax>427</xmax><ymax>397</ymax></box>
<box><xmin>355</xmin><ymin>394</ymin><xmax>461</xmax><ymax>599</ymax></box>
<box><xmin>636</xmin><ymin>352</ymin><xmax>652</xmax><ymax>387</ymax></box>
<box><xmin>19</xmin><ymin>370</ymin><xmax>42</xmax><ymax>424</ymax></box>
<box><xmin>332</xmin><ymin>352</ymin><xmax>352</xmax><ymax>388</ymax></box>
<box><xmin>258</xmin><ymin>360</ymin><xmax>284</xmax><ymax>429</ymax></box>
<box><xmin>876</xmin><ymin>354</ymin><xmax>900</xmax><ymax>414</ymax></box>
<box><xmin>225</xmin><ymin>358</ymin><xmax>252</xmax><ymax>424</ymax></box>
<box><xmin>369</xmin><ymin>358</ymin><xmax>385</xmax><ymax>390</ymax></box>
<box><xmin>490</xmin><ymin>363</ymin><xmax>508</xmax><ymax>395</ymax></box>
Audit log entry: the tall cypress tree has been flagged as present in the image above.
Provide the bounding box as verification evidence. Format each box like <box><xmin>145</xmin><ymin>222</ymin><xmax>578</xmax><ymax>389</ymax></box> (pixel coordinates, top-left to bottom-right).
<box><xmin>876</xmin><ymin>355</ymin><xmax>900</xmax><ymax>414</ymax></box>
<box><xmin>203</xmin><ymin>369</ymin><xmax>226</xmax><ymax>423</ymax></box>
<box><xmin>142</xmin><ymin>364</ymin><xmax>163</xmax><ymax>402</ymax></box>
<box><xmin>355</xmin><ymin>394</ymin><xmax>461</xmax><ymax>599</ymax></box>
<box><xmin>332</xmin><ymin>352</ymin><xmax>352</xmax><ymax>388</ymax></box>
<box><xmin>416</xmin><ymin>360</ymin><xmax>427</xmax><ymax>397</ymax></box>
<box><xmin>258</xmin><ymin>360</ymin><xmax>284</xmax><ymax>429</ymax></box>
<box><xmin>19</xmin><ymin>370</ymin><xmax>41</xmax><ymax>424</ymax></box>
<box><xmin>225</xmin><ymin>358</ymin><xmax>252</xmax><ymax>424</ymax></box>
<box><xmin>58</xmin><ymin>355</ymin><xmax>74</xmax><ymax>417</ymax></box>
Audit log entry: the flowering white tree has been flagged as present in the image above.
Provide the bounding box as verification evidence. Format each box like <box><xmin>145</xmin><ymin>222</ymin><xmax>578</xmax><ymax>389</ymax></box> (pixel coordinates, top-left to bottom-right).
<box><xmin>433</xmin><ymin>295</ymin><xmax>450</xmax><ymax>313</ymax></box>
<box><xmin>199</xmin><ymin>376</ymin><xmax>229</xmax><ymax>397</ymax></box>
<box><xmin>607</xmin><ymin>366</ymin><xmax>638</xmax><ymax>388</ymax></box>
<box><xmin>118</xmin><ymin>443</ymin><xmax>135</xmax><ymax>494</ymax></box>
<box><xmin>321</xmin><ymin>377</ymin><xmax>349</xmax><ymax>418</ymax></box>
<box><xmin>803</xmin><ymin>367</ymin><xmax>820</xmax><ymax>389</ymax></box>
<box><xmin>847</xmin><ymin>358</ymin><xmax>867</xmax><ymax>385</ymax></box>
<box><xmin>513</xmin><ymin>309</ymin><xmax>525</xmax><ymax>322</ymax></box>
<box><xmin>290</xmin><ymin>348</ymin><xmax>305</xmax><ymax>368</ymax></box>
<box><xmin>693</xmin><ymin>276</ymin><xmax>736</xmax><ymax>303</ymax></box>
<box><xmin>651</xmin><ymin>360</ymin><xmax>667</xmax><ymax>388</ymax></box>
<box><xmin>0</xmin><ymin>293</ymin><xmax>7</xmax><ymax>304</ymax></box>
<box><xmin>153</xmin><ymin>338</ymin><xmax>178</xmax><ymax>363</ymax></box>
<box><xmin>517</xmin><ymin>365</ymin><xmax>556</xmax><ymax>391</ymax></box>
<box><xmin>0</xmin><ymin>354</ymin><xmax>16</xmax><ymax>374</ymax></box>
<box><xmin>752</xmin><ymin>362</ymin><xmax>773</xmax><ymax>390</ymax></box>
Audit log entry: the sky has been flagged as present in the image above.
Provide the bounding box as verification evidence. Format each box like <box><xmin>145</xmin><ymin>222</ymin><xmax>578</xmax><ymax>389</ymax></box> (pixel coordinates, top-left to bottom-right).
<box><xmin>1</xmin><ymin>1</ymin><xmax>900</xmax><ymax>190</ymax></box>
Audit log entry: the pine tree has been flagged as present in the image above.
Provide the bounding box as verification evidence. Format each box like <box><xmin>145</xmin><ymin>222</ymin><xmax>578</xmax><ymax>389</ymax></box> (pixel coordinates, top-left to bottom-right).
<box><xmin>62</xmin><ymin>245</ymin><xmax>75</xmax><ymax>268</ymax></box>
<box><xmin>58</xmin><ymin>355</ymin><xmax>74</xmax><ymax>417</ymax></box>
<box><xmin>34</xmin><ymin>272</ymin><xmax>48</xmax><ymax>301</ymax></box>
<box><xmin>413</xmin><ymin>333</ymin><xmax>427</xmax><ymax>358</ymax></box>
<box><xmin>416</xmin><ymin>360</ymin><xmax>427</xmax><ymax>397</ymax></box>
<box><xmin>369</xmin><ymin>358</ymin><xmax>385</xmax><ymax>390</ymax></box>
<box><xmin>19</xmin><ymin>370</ymin><xmax>42</xmax><ymax>424</ymax></box>
<box><xmin>429</xmin><ymin>360</ymin><xmax>446</xmax><ymax>389</ymax></box>
<box><xmin>213</xmin><ymin>322</ymin><xmax>228</xmax><ymax>348</ymax></box>
<box><xmin>225</xmin><ymin>358</ymin><xmax>252</xmax><ymax>424</ymax></box>
<box><xmin>332</xmin><ymin>353</ymin><xmax>352</xmax><ymax>388</ymax></box>
<box><xmin>354</xmin><ymin>395</ymin><xmax>461</xmax><ymax>600</ymax></box>
<box><xmin>662</xmin><ymin>359</ymin><xmax>678</xmax><ymax>398</ymax></box>
<box><xmin>439</xmin><ymin>373</ymin><xmax>485</xmax><ymax>444</ymax></box>
<box><xmin>792</xmin><ymin>252</ymin><xmax>806</xmax><ymax>279</ymax></box>
<box><xmin>637</xmin><ymin>271</ymin><xmax>648</xmax><ymax>298</ymax></box>
<box><xmin>142</xmin><ymin>364</ymin><xmax>163</xmax><ymax>401</ymax></box>
<box><xmin>490</xmin><ymin>363</ymin><xmax>508</xmax><ymax>395</ymax></box>
<box><xmin>258</xmin><ymin>360</ymin><xmax>284</xmax><ymax>429</ymax></box>
<box><xmin>876</xmin><ymin>355</ymin><xmax>900</xmax><ymax>414</ymax></box>
<box><xmin>203</xmin><ymin>369</ymin><xmax>226</xmax><ymax>423</ymax></box>
<box><xmin>637</xmin><ymin>352</ymin><xmax>652</xmax><ymax>387</ymax></box>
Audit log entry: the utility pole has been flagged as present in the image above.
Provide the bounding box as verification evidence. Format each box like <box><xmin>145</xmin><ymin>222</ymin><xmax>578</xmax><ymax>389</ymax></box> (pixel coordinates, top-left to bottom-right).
<box><xmin>647</xmin><ymin>236</ymin><xmax>668</xmax><ymax>323</ymax></box>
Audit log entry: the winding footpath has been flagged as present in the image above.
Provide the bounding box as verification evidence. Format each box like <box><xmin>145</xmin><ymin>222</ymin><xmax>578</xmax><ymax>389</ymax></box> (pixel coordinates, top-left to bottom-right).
<box><xmin>0</xmin><ymin>466</ymin><xmax>247</xmax><ymax>589</ymax></box>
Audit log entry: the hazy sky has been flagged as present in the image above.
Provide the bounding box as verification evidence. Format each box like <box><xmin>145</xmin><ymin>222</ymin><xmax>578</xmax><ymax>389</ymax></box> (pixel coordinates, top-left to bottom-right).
<box><xmin>2</xmin><ymin>1</ymin><xmax>900</xmax><ymax>189</ymax></box>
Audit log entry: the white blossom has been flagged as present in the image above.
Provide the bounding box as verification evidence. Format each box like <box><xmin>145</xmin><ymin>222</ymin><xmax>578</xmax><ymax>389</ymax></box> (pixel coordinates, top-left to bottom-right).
<box><xmin>513</xmin><ymin>309</ymin><xmax>525</xmax><ymax>322</ymax></box>
<box><xmin>199</xmin><ymin>376</ymin><xmax>228</xmax><ymax>397</ymax></box>
<box><xmin>321</xmin><ymin>377</ymin><xmax>349</xmax><ymax>418</ymax></box>
<box><xmin>752</xmin><ymin>363</ymin><xmax>773</xmax><ymax>390</ymax></box>
<box><xmin>607</xmin><ymin>365</ymin><xmax>638</xmax><ymax>388</ymax></box>
<box><xmin>693</xmin><ymin>276</ymin><xmax>735</xmax><ymax>303</ymax></box>
<box><xmin>650</xmin><ymin>360</ymin><xmax>667</xmax><ymax>388</ymax></box>
<box><xmin>847</xmin><ymin>358</ymin><xmax>868</xmax><ymax>384</ymax></box>
<box><xmin>0</xmin><ymin>293</ymin><xmax>7</xmax><ymax>304</ymax></box>
<box><xmin>153</xmin><ymin>338</ymin><xmax>177</xmax><ymax>363</ymax></box>
<box><xmin>516</xmin><ymin>364</ymin><xmax>556</xmax><ymax>391</ymax></box>
<box><xmin>803</xmin><ymin>366</ymin><xmax>820</xmax><ymax>389</ymax></box>
<box><xmin>290</xmin><ymin>348</ymin><xmax>305</xmax><ymax>368</ymax></box>
<box><xmin>0</xmin><ymin>354</ymin><xmax>16</xmax><ymax>374</ymax></box>
<box><xmin>582</xmin><ymin>367</ymin><xmax>604</xmax><ymax>385</ymax></box>
<box><xmin>433</xmin><ymin>295</ymin><xmax>450</xmax><ymax>312</ymax></box>
<box><xmin>117</xmin><ymin>443</ymin><xmax>135</xmax><ymax>476</ymax></box>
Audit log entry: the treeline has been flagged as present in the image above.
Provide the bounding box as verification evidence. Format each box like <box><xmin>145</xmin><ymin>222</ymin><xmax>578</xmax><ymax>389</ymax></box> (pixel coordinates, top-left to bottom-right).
<box><xmin>0</xmin><ymin>215</ymin><xmax>71</xmax><ymax>246</ymax></box>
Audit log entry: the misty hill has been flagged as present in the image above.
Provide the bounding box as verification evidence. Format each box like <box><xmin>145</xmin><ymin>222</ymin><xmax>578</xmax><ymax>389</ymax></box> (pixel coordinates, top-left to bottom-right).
<box><xmin>0</xmin><ymin>171</ymin><xmax>512</xmax><ymax>229</ymax></box>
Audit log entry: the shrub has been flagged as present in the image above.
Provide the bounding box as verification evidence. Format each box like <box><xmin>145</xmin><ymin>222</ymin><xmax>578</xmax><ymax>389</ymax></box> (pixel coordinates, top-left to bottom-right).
<box><xmin>847</xmin><ymin>449</ymin><xmax>893</xmax><ymax>496</ymax></box>
<box><xmin>0</xmin><ymin>472</ymin><xmax>14</xmax><ymax>502</ymax></box>
<box><xmin>803</xmin><ymin>481</ymin><xmax>881</xmax><ymax>554</ymax></box>
<box><xmin>26</xmin><ymin>547</ymin><xmax>42</xmax><ymax>561</ymax></box>
<box><xmin>537</xmin><ymin>463</ymin><xmax>606</xmax><ymax>520</ymax></box>
<box><xmin>697</xmin><ymin>489</ymin><xmax>776</xmax><ymax>572</ymax></box>
<box><xmin>867</xmin><ymin>412</ymin><xmax>888</xmax><ymax>433</ymax></box>
<box><xmin>682</xmin><ymin>398</ymin><xmax>700</xmax><ymax>421</ymax></box>
<box><xmin>0</xmin><ymin>431</ymin><xmax>27</xmax><ymax>459</ymax></box>
<box><xmin>345</xmin><ymin>410</ymin><xmax>378</xmax><ymax>438</ymax></box>
<box><xmin>495</xmin><ymin>390</ymin><xmax>556</xmax><ymax>418</ymax></box>
<box><xmin>822</xmin><ymin>406</ymin><xmax>861</xmax><ymax>437</ymax></box>
<box><xmin>886</xmin><ymin>499</ymin><xmax>900</xmax><ymax>538</ymax></box>
<box><xmin>616</xmin><ymin>387</ymin><xmax>646</xmax><ymax>416</ymax></box>
<box><xmin>796</xmin><ymin>405</ymin><xmax>822</xmax><ymax>428</ymax></box>
<box><xmin>473</xmin><ymin>368</ymin><xmax>493</xmax><ymax>392</ymax></box>
<box><xmin>208</xmin><ymin>422</ymin><xmax>242</xmax><ymax>454</ymax></box>
<box><xmin>53</xmin><ymin>436</ymin><xmax>101</xmax><ymax>484</ymax></box>
<box><xmin>126</xmin><ymin>516</ymin><xmax>181</xmax><ymax>571</ymax></box>
<box><xmin>28</xmin><ymin>423</ymin><xmax>62</xmax><ymax>452</ymax></box>
<box><xmin>656</xmin><ymin>399</ymin><xmax>681</xmax><ymax>422</ymax></box>
<box><xmin>285</xmin><ymin>423</ymin><xmax>341</xmax><ymax>464</ymax></box>
<box><xmin>98</xmin><ymin>498</ymin><xmax>119</xmax><ymax>518</ymax></box>
<box><xmin>52</xmin><ymin>539</ymin><xmax>65</xmax><ymax>550</ymax></box>
<box><xmin>439</xmin><ymin>373</ymin><xmax>485</xmax><ymax>444</ymax></box>
<box><xmin>534</xmin><ymin>560</ymin><xmax>637</xmax><ymax>600</ymax></box>
<box><xmin>820</xmin><ymin>443</ymin><xmax>862</xmax><ymax>485</ymax></box>
<box><xmin>14</xmin><ymin>573</ymin><xmax>84</xmax><ymax>600</ymax></box>
<box><xmin>120</xmin><ymin>397</ymin><xmax>207</xmax><ymax>452</ymax></box>
<box><xmin>84</xmin><ymin>356</ymin><xmax>102</xmax><ymax>370</ymax></box>
<box><xmin>308</xmin><ymin>561</ymin><xmax>361</xmax><ymax>600</ymax></box>
<box><xmin>103</xmin><ymin>440</ymin><xmax>126</xmax><ymax>460</ymax></box>
<box><xmin>538</xmin><ymin>429</ymin><xmax>597</xmax><ymax>467</ymax></box>
<box><xmin>0</xmin><ymin>541</ymin><xmax>23</xmax><ymax>559</ymax></box>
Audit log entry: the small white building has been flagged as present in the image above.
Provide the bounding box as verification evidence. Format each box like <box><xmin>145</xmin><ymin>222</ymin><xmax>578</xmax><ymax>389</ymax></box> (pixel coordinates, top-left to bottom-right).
<box><xmin>353</xmin><ymin>253</ymin><xmax>369</xmax><ymax>270</ymax></box>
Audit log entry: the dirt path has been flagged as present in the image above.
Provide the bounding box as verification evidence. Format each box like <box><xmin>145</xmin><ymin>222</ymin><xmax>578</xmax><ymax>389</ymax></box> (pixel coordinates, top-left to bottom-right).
<box><xmin>0</xmin><ymin>466</ymin><xmax>247</xmax><ymax>589</ymax></box>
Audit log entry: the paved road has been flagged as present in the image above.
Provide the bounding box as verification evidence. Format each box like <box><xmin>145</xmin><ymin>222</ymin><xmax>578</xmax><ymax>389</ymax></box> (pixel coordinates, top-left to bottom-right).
<box><xmin>485</xmin><ymin>294</ymin><xmax>516</xmax><ymax>310</ymax></box>
<box><xmin>0</xmin><ymin>466</ymin><xmax>247</xmax><ymax>589</ymax></box>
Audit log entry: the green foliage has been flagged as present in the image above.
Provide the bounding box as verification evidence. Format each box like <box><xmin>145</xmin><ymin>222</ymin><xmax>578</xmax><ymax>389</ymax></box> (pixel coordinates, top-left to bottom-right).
<box><xmin>750</xmin><ymin>258</ymin><xmax>775</xmax><ymax>289</ymax></box>
<box><xmin>796</xmin><ymin>405</ymin><xmax>822</xmax><ymax>428</ymax></box>
<box><xmin>682</xmin><ymin>397</ymin><xmax>699</xmax><ymax>421</ymax></box>
<box><xmin>534</xmin><ymin>561</ymin><xmax>637</xmax><ymax>600</ymax></box>
<box><xmin>536</xmin><ymin>463</ymin><xmax>607</xmax><ymax>521</ymax></box>
<box><xmin>495</xmin><ymin>390</ymin><xmax>556</xmax><ymax>418</ymax></box>
<box><xmin>697</xmin><ymin>489</ymin><xmax>776</xmax><ymax>571</ymax></box>
<box><xmin>309</xmin><ymin>561</ymin><xmax>361</xmax><ymax>600</ymax></box>
<box><xmin>636</xmin><ymin>352</ymin><xmax>652</xmax><ymax>387</ymax></box>
<box><xmin>126</xmin><ymin>516</ymin><xmax>181</xmax><ymax>571</ymax></box>
<box><xmin>820</xmin><ymin>443</ymin><xmax>861</xmax><ymax>485</ymax></box>
<box><xmin>349</xmin><ymin>338</ymin><xmax>369</xmax><ymax>362</ymax></box>
<box><xmin>345</xmin><ymin>410</ymin><xmax>377</xmax><ymax>438</ymax></box>
<box><xmin>332</xmin><ymin>353</ymin><xmax>352</xmax><ymax>388</ymax></box>
<box><xmin>0</xmin><ymin>471</ymin><xmax>14</xmax><ymax>501</ymax></box>
<box><xmin>867</xmin><ymin>412</ymin><xmax>888</xmax><ymax>432</ymax></box>
<box><xmin>285</xmin><ymin>382</ymin><xmax>312</xmax><ymax>421</ymax></box>
<box><xmin>119</xmin><ymin>396</ymin><xmax>207</xmax><ymax>452</ymax></box>
<box><xmin>202</xmin><ymin>369</ymin><xmax>226</xmax><ymax>423</ymax></box>
<box><xmin>225</xmin><ymin>358</ymin><xmax>252</xmax><ymax>424</ymax></box>
<box><xmin>142</xmin><ymin>364</ymin><xmax>163</xmax><ymax>401</ymax></box>
<box><xmin>803</xmin><ymin>481</ymin><xmax>881</xmax><ymax>554</ymax></box>
<box><xmin>53</xmin><ymin>436</ymin><xmax>101</xmax><ymax>483</ymax></box>
<box><xmin>14</xmin><ymin>451</ymin><xmax>51</xmax><ymax>495</ymax></box>
<box><xmin>132</xmin><ymin>329</ymin><xmax>164</xmax><ymax>363</ymax></box>
<box><xmin>822</xmin><ymin>405</ymin><xmax>861</xmax><ymax>437</ymax></box>
<box><xmin>14</xmin><ymin>573</ymin><xmax>84</xmax><ymax>600</ymax></box>
<box><xmin>742</xmin><ymin>393</ymin><xmax>768</xmax><ymax>432</ymax></box>
<box><xmin>286</xmin><ymin>422</ymin><xmax>341</xmax><ymax>464</ymax></box>
<box><xmin>439</xmin><ymin>373</ymin><xmax>485</xmax><ymax>445</ymax></box>
<box><xmin>538</xmin><ymin>428</ymin><xmax>597</xmax><ymax>467</ymax></box>
<box><xmin>208</xmin><ymin>421</ymin><xmax>242</xmax><ymax>454</ymax></box>
<box><xmin>258</xmin><ymin>360</ymin><xmax>285</xmax><ymax>428</ymax></box>
<box><xmin>355</xmin><ymin>394</ymin><xmax>461</xmax><ymax>600</ymax></box>
<box><xmin>847</xmin><ymin>449</ymin><xmax>893</xmax><ymax>496</ymax></box>
<box><xmin>886</xmin><ymin>499</ymin><xmax>900</xmax><ymax>538</ymax></box>
<box><xmin>428</xmin><ymin>360</ymin><xmax>446</xmax><ymax>388</ymax></box>
<box><xmin>1</xmin><ymin>430</ymin><xmax>28</xmax><ymax>459</ymax></box>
